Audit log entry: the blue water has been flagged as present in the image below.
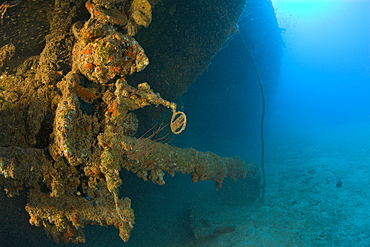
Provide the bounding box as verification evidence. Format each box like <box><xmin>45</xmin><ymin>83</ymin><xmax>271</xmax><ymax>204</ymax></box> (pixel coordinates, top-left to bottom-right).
<box><xmin>169</xmin><ymin>0</ymin><xmax>370</xmax><ymax>246</ymax></box>
<box><xmin>271</xmin><ymin>0</ymin><xmax>370</xmax><ymax>133</ymax></box>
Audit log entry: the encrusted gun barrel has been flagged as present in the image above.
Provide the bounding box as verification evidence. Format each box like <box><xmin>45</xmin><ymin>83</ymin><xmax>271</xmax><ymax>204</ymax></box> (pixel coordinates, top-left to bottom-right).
<box><xmin>120</xmin><ymin>136</ymin><xmax>258</xmax><ymax>189</ymax></box>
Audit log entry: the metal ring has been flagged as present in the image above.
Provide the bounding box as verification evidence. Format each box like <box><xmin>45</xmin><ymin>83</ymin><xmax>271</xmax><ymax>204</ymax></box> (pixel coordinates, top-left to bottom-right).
<box><xmin>170</xmin><ymin>110</ymin><xmax>186</xmax><ymax>134</ymax></box>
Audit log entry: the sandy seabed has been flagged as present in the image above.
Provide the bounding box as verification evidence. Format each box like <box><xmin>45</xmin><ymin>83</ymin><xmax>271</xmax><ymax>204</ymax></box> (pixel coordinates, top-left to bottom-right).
<box><xmin>190</xmin><ymin>122</ymin><xmax>370</xmax><ymax>247</ymax></box>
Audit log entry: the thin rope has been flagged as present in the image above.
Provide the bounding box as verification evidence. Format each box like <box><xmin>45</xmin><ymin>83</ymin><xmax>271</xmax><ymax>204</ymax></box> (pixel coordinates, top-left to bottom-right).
<box><xmin>239</xmin><ymin>34</ymin><xmax>266</xmax><ymax>203</ymax></box>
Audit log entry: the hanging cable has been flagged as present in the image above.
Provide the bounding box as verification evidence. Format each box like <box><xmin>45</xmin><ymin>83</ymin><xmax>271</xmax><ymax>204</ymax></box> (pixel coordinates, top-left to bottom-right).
<box><xmin>239</xmin><ymin>34</ymin><xmax>266</xmax><ymax>204</ymax></box>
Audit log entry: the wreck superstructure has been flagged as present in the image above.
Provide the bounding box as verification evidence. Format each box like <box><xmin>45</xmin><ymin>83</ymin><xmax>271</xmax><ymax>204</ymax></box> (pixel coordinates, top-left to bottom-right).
<box><xmin>0</xmin><ymin>0</ymin><xmax>265</xmax><ymax>243</ymax></box>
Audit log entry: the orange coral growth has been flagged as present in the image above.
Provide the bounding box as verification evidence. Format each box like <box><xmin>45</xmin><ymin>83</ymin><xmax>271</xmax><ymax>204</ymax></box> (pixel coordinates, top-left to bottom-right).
<box><xmin>74</xmin><ymin>84</ymin><xmax>99</xmax><ymax>103</ymax></box>
<box><xmin>108</xmin><ymin>102</ymin><xmax>119</xmax><ymax>117</ymax></box>
<box><xmin>81</xmin><ymin>48</ymin><xmax>93</xmax><ymax>55</ymax></box>
<box><xmin>62</xmin><ymin>225</ymin><xmax>78</xmax><ymax>244</ymax></box>
<box><xmin>70</xmin><ymin>213</ymin><xmax>80</xmax><ymax>225</ymax></box>
<box><xmin>191</xmin><ymin>172</ymin><xmax>199</xmax><ymax>183</ymax></box>
<box><xmin>84</xmin><ymin>166</ymin><xmax>102</xmax><ymax>178</ymax></box>
<box><xmin>29</xmin><ymin>213</ymin><xmax>40</xmax><ymax>226</ymax></box>
<box><xmin>82</xmin><ymin>62</ymin><xmax>94</xmax><ymax>70</ymax></box>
